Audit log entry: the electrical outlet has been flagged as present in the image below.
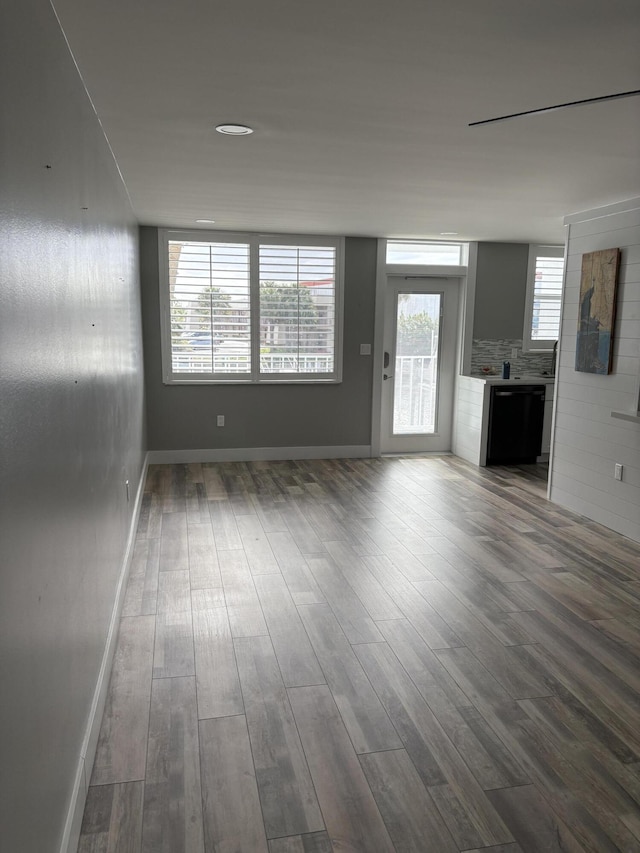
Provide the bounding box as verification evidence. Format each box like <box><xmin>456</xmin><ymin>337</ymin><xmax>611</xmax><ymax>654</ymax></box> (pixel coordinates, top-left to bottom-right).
<box><xmin>360</xmin><ymin>343</ymin><xmax>371</xmax><ymax>356</ymax></box>
<box><xmin>217</xmin><ymin>415</ymin><xmax>225</xmax><ymax>427</ymax></box>
<box><xmin>511</xmin><ymin>348</ymin><xmax>518</xmax><ymax>359</ymax></box>
<box><xmin>614</xmin><ymin>463</ymin><xmax>623</xmax><ymax>481</ymax></box>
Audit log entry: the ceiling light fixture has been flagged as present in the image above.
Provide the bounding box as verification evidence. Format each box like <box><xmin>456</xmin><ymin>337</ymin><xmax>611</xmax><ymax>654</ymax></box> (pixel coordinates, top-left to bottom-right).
<box><xmin>196</xmin><ymin>219</ymin><xmax>216</xmax><ymax>224</ymax></box>
<box><xmin>215</xmin><ymin>123</ymin><xmax>253</xmax><ymax>135</ymax></box>
<box><xmin>440</xmin><ymin>231</ymin><xmax>458</xmax><ymax>236</ymax></box>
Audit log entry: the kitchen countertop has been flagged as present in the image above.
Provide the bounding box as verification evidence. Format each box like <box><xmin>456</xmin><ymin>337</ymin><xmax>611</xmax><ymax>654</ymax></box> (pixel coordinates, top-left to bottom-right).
<box><xmin>465</xmin><ymin>375</ymin><xmax>556</xmax><ymax>385</ymax></box>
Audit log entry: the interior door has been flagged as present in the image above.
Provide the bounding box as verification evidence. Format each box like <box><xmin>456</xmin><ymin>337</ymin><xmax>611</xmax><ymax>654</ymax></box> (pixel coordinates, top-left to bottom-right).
<box><xmin>380</xmin><ymin>277</ymin><xmax>458</xmax><ymax>453</ymax></box>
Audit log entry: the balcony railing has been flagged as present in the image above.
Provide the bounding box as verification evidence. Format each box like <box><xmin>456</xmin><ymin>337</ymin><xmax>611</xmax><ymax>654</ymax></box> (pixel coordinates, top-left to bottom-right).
<box><xmin>393</xmin><ymin>354</ymin><xmax>438</xmax><ymax>434</ymax></box>
<box><xmin>171</xmin><ymin>350</ymin><xmax>333</xmax><ymax>374</ymax></box>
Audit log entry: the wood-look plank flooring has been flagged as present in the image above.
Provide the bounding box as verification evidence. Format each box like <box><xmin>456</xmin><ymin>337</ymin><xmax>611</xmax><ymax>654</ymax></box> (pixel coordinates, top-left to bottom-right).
<box><xmin>79</xmin><ymin>456</ymin><xmax>640</xmax><ymax>852</ymax></box>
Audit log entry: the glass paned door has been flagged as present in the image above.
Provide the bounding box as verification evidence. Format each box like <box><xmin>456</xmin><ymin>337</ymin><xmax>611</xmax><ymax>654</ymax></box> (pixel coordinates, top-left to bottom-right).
<box><xmin>380</xmin><ymin>278</ymin><xmax>458</xmax><ymax>454</ymax></box>
<box><xmin>393</xmin><ymin>293</ymin><xmax>441</xmax><ymax>434</ymax></box>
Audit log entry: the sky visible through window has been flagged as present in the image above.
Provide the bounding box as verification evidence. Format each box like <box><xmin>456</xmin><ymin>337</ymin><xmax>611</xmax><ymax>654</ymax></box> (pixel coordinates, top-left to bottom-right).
<box><xmin>386</xmin><ymin>241</ymin><xmax>465</xmax><ymax>265</ymax></box>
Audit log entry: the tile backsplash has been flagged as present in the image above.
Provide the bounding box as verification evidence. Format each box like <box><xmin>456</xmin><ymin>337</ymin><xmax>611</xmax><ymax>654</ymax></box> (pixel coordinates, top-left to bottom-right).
<box><xmin>471</xmin><ymin>338</ymin><xmax>555</xmax><ymax>377</ymax></box>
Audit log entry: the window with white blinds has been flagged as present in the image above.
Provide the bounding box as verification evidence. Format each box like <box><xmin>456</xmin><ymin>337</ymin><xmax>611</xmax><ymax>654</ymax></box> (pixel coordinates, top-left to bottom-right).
<box><xmin>168</xmin><ymin>240</ymin><xmax>251</xmax><ymax>376</ymax></box>
<box><xmin>523</xmin><ymin>245</ymin><xmax>565</xmax><ymax>351</ymax></box>
<box><xmin>259</xmin><ymin>244</ymin><xmax>336</xmax><ymax>376</ymax></box>
<box><xmin>160</xmin><ymin>230</ymin><xmax>343</xmax><ymax>383</ymax></box>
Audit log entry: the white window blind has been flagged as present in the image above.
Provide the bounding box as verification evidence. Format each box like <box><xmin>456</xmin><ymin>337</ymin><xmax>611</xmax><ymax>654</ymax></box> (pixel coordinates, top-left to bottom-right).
<box><xmin>168</xmin><ymin>240</ymin><xmax>251</xmax><ymax>375</ymax></box>
<box><xmin>524</xmin><ymin>245</ymin><xmax>565</xmax><ymax>350</ymax></box>
<box><xmin>259</xmin><ymin>244</ymin><xmax>336</xmax><ymax>376</ymax></box>
<box><xmin>161</xmin><ymin>230</ymin><xmax>343</xmax><ymax>383</ymax></box>
<box><xmin>531</xmin><ymin>255</ymin><xmax>564</xmax><ymax>341</ymax></box>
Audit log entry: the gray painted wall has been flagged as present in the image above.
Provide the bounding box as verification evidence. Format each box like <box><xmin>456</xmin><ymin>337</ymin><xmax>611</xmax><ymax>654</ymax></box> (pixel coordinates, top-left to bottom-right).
<box><xmin>472</xmin><ymin>242</ymin><xmax>529</xmax><ymax>339</ymax></box>
<box><xmin>140</xmin><ymin>227</ymin><xmax>377</xmax><ymax>451</ymax></box>
<box><xmin>0</xmin><ymin>3</ymin><xmax>146</xmax><ymax>851</ymax></box>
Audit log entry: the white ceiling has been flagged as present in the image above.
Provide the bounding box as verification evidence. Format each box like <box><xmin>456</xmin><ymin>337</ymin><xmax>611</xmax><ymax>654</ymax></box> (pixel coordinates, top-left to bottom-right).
<box><xmin>53</xmin><ymin>0</ymin><xmax>640</xmax><ymax>243</ymax></box>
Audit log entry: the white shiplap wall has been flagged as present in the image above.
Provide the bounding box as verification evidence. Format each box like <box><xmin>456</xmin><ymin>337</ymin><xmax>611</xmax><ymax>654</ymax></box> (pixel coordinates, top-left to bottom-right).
<box><xmin>452</xmin><ymin>375</ymin><xmax>488</xmax><ymax>465</ymax></box>
<box><xmin>549</xmin><ymin>198</ymin><xmax>640</xmax><ymax>543</ymax></box>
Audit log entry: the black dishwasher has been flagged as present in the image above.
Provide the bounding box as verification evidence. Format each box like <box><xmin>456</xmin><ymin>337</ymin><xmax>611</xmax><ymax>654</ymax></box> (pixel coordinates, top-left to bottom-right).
<box><xmin>487</xmin><ymin>385</ymin><xmax>545</xmax><ymax>465</ymax></box>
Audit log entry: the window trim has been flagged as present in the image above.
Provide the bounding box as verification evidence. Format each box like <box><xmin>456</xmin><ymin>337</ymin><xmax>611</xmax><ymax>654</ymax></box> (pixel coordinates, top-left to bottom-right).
<box><xmin>522</xmin><ymin>243</ymin><xmax>565</xmax><ymax>352</ymax></box>
<box><xmin>158</xmin><ymin>228</ymin><xmax>344</xmax><ymax>385</ymax></box>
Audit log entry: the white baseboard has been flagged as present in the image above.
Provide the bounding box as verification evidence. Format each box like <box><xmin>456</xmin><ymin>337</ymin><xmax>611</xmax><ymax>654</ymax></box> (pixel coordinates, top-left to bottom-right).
<box><xmin>147</xmin><ymin>445</ymin><xmax>372</xmax><ymax>464</ymax></box>
<box><xmin>60</xmin><ymin>451</ymin><xmax>149</xmax><ymax>853</ymax></box>
<box><xmin>382</xmin><ymin>450</ymin><xmax>453</xmax><ymax>458</ymax></box>
<box><xmin>59</xmin><ymin>759</ymin><xmax>87</xmax><ymax>853</ymax></box>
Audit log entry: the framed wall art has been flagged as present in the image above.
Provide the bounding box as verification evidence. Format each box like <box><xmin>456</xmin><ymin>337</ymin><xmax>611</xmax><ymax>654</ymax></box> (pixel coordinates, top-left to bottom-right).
<box><xmin>576</xmin><ymin>247</ymin><xmax>621</xmax><ymax>374</ymax></box>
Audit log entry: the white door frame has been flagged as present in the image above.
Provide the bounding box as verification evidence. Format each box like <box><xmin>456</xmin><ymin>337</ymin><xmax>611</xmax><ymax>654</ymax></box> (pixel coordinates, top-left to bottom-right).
<box><xmin>371</xmin><ymin>239</ymin><xmax>469</xmax><ymax>456</ymax></box>
<box><xmin>380</xmin><ymin>278</ymin><xmax>457</xmax><ymax>453</ymax></box>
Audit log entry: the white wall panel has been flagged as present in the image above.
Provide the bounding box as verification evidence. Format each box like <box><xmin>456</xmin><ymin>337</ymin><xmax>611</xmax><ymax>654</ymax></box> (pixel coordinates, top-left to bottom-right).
<box><xmin>549</xmin><ymin>198</ymin><xmax>640</xmax><ymax>543</ymax></box>
<box><xmin>452</xmin><ymin>375</ymin><xmax>486</xmax><ymax>465</ymax></box>
<box><xmin>564</xmin><ymin>206</ymin><xmax>640</xmax><ymax>239</ymax></box>
<box><xmin>551</xmin><ymin>484</ymin><xmax>640</xmax><ymax>542</ymax></box>
<box><xmin>551</xmin><ymin>440</ymin><xmax>640</xmax><ymax>490</ymax></box>
<box><xmin>566</xmin><ymin>225</ymin><xmax>640</xmax><ymax>257</ymax></box>
<box><xmin>555</xmin><ymin>411</ymin><xmax>640</xmax><ymax>453</ymax></box>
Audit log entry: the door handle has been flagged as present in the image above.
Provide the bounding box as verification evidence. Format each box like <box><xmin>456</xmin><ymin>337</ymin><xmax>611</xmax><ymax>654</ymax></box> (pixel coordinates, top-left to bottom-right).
<box><xmin>383</xmin><ymin>374</ymin><xmax>393</xmax><ymax>380</ymax></box>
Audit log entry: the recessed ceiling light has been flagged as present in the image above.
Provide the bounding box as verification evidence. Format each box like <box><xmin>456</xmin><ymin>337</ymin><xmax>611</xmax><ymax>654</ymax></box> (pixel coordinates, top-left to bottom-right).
<box><xmin>440</xmin><ymin>231</ymin><xmax>458</xmax><ymax>236</ymax></box>
<box><xmin>215</xmin><ymin>124</ymin><xmax>253</xmax><ymax>135</ymax></box>
<box><xmin>196</xmin><ymin>219</ymin><xmax>216</xmax><ymax>224</ymax></box>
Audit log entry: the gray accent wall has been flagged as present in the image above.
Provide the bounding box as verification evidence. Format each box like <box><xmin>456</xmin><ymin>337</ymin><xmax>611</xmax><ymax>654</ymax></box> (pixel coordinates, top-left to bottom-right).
<box><xmin>0</xmin><ymin>2</ymin><xmax>146</xmax><ymax>852</ymax></box>
<box><xmin>472</xmin><ymin>242</ymin><xmax>529</xmax><ymax>340</ymax></box>
<box><xmin>140</xmin><ymin>227</ymin><xmax>377</xmax><ymax>451</ymax></box>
